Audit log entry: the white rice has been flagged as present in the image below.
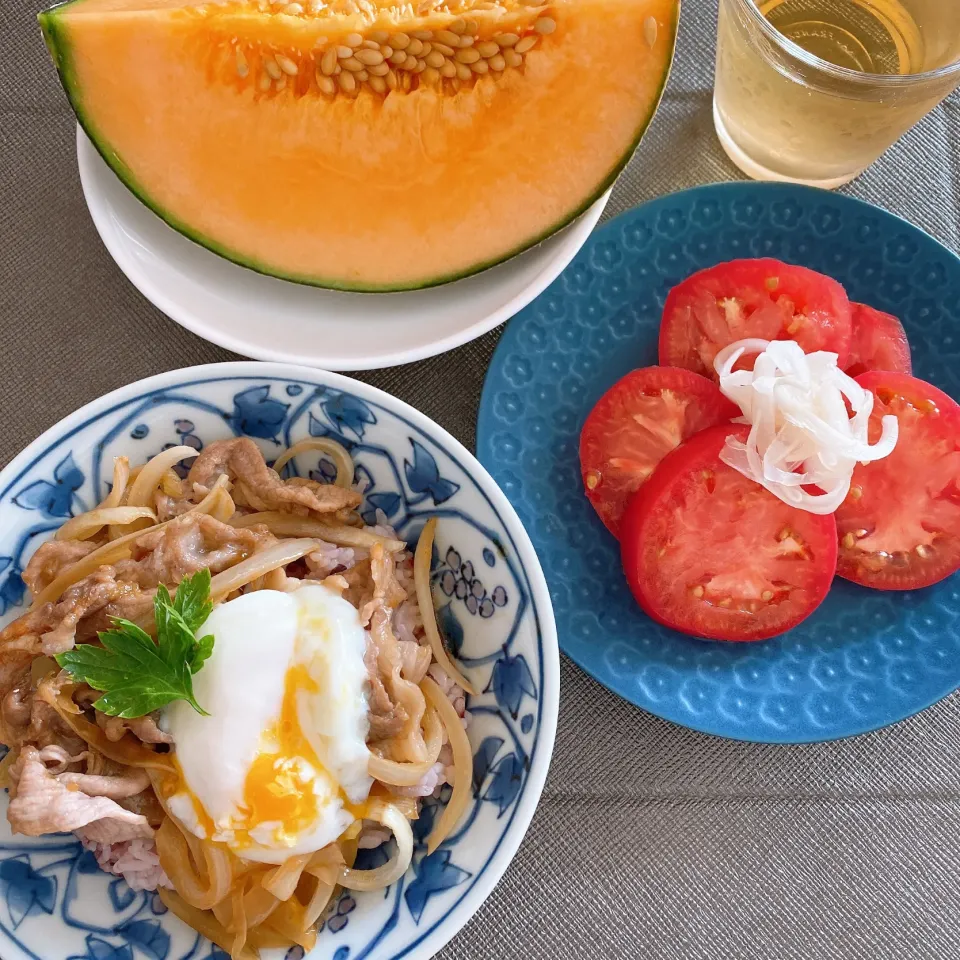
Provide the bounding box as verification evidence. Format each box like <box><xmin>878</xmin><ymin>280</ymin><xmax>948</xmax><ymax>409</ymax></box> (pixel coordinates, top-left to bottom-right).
<box><xmin>428</xmin><ymin>663</ymin><xmax>467</xmax><ymax>719</ymax></box>
<box><xmin>305</xmin><ymin>541</ymin><xmax>359</xmax><ymax>579</ymax></box>
<box><xmin>76</xmin><ymin>832</ymin><xmax>170</xmax><ymax>892</ymax></box>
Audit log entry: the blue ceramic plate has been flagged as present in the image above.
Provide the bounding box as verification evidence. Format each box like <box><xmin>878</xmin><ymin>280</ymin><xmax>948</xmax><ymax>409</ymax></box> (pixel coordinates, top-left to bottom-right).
<box><xmin>477</xmin><ymin>181</ymin><xmax>960</xmax><ymax>743</ymax></box>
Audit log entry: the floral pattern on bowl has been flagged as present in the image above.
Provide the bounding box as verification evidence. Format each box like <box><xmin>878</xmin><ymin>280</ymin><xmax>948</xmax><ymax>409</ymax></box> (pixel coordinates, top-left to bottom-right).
<box><xmin>0</xmin><ymin>363</ymin><xmax>559</xmax><ymax>960</ymax></box>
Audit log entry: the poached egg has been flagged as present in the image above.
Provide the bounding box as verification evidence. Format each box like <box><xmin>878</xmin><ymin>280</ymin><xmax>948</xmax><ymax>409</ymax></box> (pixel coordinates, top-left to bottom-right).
<box><xmin>163</xmin><ymin>583</ymin><xmax>371</xmax><ymax>864</ymax></box>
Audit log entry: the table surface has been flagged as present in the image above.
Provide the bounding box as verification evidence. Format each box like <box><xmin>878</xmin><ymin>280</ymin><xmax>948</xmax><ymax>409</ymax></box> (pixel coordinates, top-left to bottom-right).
<box><xmin>4</xmin><ymin>1</ymin><xmax>960</xmax><ymax>957</ymax></box>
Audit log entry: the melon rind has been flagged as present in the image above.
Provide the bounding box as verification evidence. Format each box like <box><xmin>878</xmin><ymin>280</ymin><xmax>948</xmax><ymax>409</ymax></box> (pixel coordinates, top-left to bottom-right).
<box><xmin>40</xmin><ymin>0</ymin><xmax>680</xmax><ymax>292</ymax></box>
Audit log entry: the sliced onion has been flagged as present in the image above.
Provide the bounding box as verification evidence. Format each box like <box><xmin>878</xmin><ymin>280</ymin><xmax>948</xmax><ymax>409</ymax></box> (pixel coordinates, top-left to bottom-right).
<box><xmin>158</xmin><ymin>889</ymin><xmax>258</xmax><ymax>960</ymax></box>
<box><xmin>421</xmin><ymin>676</ymin><xmax>472</xmax><ymax>855</ymax></box>
<box><xmin>715</xmin><ymin>339</ymin><xmax>898</xmax><ymax>515</ymax></box>
<box><xmin>208</xmin><ymin>539</ymin><xmax>321</xmax><ymax>602</ymax></box>
<box><xmin>56</xmin><ymin>507</ymin><xmax>158</xmax><ymax>543</ymax></box>
<box><xmin>230</xmin><ymin>511</ymin><xmax>404</xmax><ymax>552</ymax></box>
<box><xmin>271</xmin><ymin>439</ymin><xmax>355</xmax><ymax>489</ymax></box>
<box><xmin>99</xmin><ymin>457</ymin><xmax>130</xmax><ymax>509</ymax></box>
<box><xmin>414</xmin><ymin>519</ymin><xmax>475</xmax><ymax>694</ymax></box>
<box><xmin>367</xmin><ymin>707</ymin><xmax>443</xmax><ymax>786</ymax></box>
<box><xmin>127</xmin><ymin>446</ymin><xmax>198</xmax><ymax>508</ymax></box>
<box><xmin>337</xmin><ymin>801</ymin><xmax>414</xmax><ymax>891</ymax></box>
<box><xmin>261</xmin><ymin>854</ymin><xmax>311</xmax><ymax>902</ymax></box>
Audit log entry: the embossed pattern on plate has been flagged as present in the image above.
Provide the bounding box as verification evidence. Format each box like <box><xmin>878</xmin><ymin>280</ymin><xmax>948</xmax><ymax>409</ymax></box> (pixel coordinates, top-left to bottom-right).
<box><xmin>477</xmin><ymin>181</ymin><xmax>960</xmax><ymax>743</ymax></box>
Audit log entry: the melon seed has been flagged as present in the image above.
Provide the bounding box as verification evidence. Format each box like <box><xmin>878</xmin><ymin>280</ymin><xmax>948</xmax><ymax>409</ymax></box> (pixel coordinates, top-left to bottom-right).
<box><xmin>264</xmin><ymin>57</ymin><xmax>283</xmax><ymax>80</ymax></box>
<box><xmin>489</xmin><ymin>53</ymin><xmax>505</xmax><ymax>71</ymax></box>
<box><xmin>345</xmin><ymin>32</ymin><xmax>364</xmax><ymax>47</ymax></box>
<box><xmin>342</xmin><ymin>56</ymin><xmax>364</xmax><ymax>71</ymax></box>
<box><xmin>321</xmin><ymin>46</ymin><xmax>338</xmax><ymax>74</ymax></box>
<box><xmin>465</xmin><ymin>18</ymin><xmax>479</xmax><ymax>31</ymax></box>
<box><xmin>407</xmin><ymin>38</ymin><xmax>424</xmax><ymax>55</ymax></box>
<box><xmin>412</xmin><ymin>29</ymin><xmax>433</xmax><ymax>40</ymax></box>
<box><xmin>422</xmin><ymin>66</ymin><xmax>440</xmax><ymax>83</ymax></box>
<box><xmin>414</xmin><ymin>59</ymin><xmax>427</xmax><ymax>73</ymax></box>
<box><xmin>421</xmin><ymin>42</ymin><xmax>434</xmax><ymax>55</ymax></box>
<box><xmin>534</xmin><ymin>16</ymin><xmax>556</xmax><ymax>34</ymax></box>
<box><xmin>455</xmin><ymin>47</ymin><xmax>481</xmax><ymax>62</ymax></box>
<box><xmin>399</xmin><ymin>57</ymin><xmax>419</xmax><ymax>71</ymax></box>
<box><xmin>389</xmin><ymin>49</ymin><xmax>407</xmax><ymax>64</ymax></box>
<box><xmin>355</xmin><ymin>48</ymin><xmax>385</xmax><ymax>65</ymax></box>
<box><xmin>440</xmin><ymin>60</ymin><xmax>457</xmax><ymax>77</ymax></box>
<box><xmin>435</xmin><ymin>29</ymin><xmax>460</xmax><ymax>45</ymax></box>
<box><xmin>449</xmin><ymin>18</ymin><xmax>467</xmax><ymax>33</ymax></box>
<box><xmin>369</xmin><ymin>61</ymin><xmax>390</xmax><ymax>75</ymax></box>
<box><xmin>472</xmin><ymin>58</ymin><xmax>489</xmax><ymax>73</ymax></box>
<box><xmin>644</xmin><ymin>15</ymin><xmax>658</xmax><ymax>46</ymax></box>
<box><xmin>432</xmin><ymin>42</ymin><xmax>455</xmax><ymax>55</ymax></box>
<box><xmin>515</xmin><ymin>35</ymin><xmax>538</xmax><ymax>53</ymax></box>
<box><xmin>495</xmin><ymin>32</ymin><xmax>519</xmax><ymax>46</ymax></box>
<box><xmin>361</xmin><ymin>39</ymin><xmax>380</xmax><ymax>50</ymax></box>
<box><xmin>235</xmin><ymin>48</ymin><xmax>249</xmax><ymax>77</ymax></box>
<box><xmin>276</xmin><ymin>53</ymin><xmax>299</xmax><ymax>75</ymax></box>
<box><xmin>425</xmin><ymin>50</ymin><xmax>445</xmax><ymax>67</ymax></box>
<box><xmin>503</xmin><ymin>48</ymin><xmax>522</xmax><ymax>67</ymax></box>
<box><xmin>386</xmin><ymin>68</ymin><xmax>399</xmax><ymax>88</ymax></box>
<box><xmin>258</xmin><ymin>73</ymin><xmax>272</xmax><ymax>91</ymax></box>
<box><xmin>317</xmin><ymin>73</ymin><xmax>336</xmax><ymax>94</ymax></box>
<box><xmin>369</xmin><ymin>30</ymin><xmax>389</xmax><ymax>43</ymax></box>
<box><xmin>339</xmin><ymin>71</ymin><xmax>357</xmax><ymax>92</ymax></box>
<box><xmin>369</xmin><ymin>74</ymin><xmax>387</xmax><ymax>93</ymax></box>
<box><xmin>455</xmin><ymin>60</ymin><xmax>472</xmax><ymax>80</ymax></box>
<box><xmin>389</xmin><ymin>32</ymin><xmax>411</xmax><ymax>49</ymax></box>
<box><xmin>477</xmin><ymin>41</ymin><xmax>499</xmax><ymax>57</ymax></box>
<box><xmin>337</xmin><ymin>45</ymin><xmax>353</xmax><ymax>58</ymax></box>
<box><xmin>381</xmin><ymin>45</ymin><xmax>394</xmax><ymax>58</ymax></box>
<box><xmin>458</xmin><ymin>34</ymin><xmax>475</xmax><ymax>47</ymax></box>
<box><xmin>356</xmin><ymin>68</ymin><xmax>369</xmax><ymax>80</ymax></box>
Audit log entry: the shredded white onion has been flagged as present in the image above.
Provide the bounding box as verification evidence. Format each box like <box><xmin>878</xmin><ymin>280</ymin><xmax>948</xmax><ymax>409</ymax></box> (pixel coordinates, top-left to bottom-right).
<box><xmin>714</xmin><ymin>339</ymin><xmax>898</xmax><ymax>515</ymax></box>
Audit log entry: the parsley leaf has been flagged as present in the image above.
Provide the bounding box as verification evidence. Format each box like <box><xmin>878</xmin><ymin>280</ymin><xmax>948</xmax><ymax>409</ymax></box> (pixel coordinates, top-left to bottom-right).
<box><xmin>55</xmin><ymin>569</ymin><xmax>216</xmax><ymax>719</ymax></box>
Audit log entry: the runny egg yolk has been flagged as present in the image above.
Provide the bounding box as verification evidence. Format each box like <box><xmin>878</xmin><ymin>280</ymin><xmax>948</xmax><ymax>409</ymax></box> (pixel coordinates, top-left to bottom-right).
<box><xmin>241</xmin><ymin>665</ymin><xmax>324</xmax><ymax>844</ymax></box>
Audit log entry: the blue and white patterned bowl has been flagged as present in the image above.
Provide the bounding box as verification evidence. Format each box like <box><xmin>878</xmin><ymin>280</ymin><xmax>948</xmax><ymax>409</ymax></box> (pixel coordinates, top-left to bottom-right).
<box><xmin>0</xmin><ymin>363</ymin><xmax>559</xmax><ymax>960</ymax></box>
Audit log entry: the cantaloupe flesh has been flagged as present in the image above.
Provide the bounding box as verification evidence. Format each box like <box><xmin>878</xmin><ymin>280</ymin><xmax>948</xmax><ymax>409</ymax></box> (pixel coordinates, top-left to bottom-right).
<box><xmin>43</xmin><ymin>0</ymin><xmax>678</xmax><ymax>290</ymax></box>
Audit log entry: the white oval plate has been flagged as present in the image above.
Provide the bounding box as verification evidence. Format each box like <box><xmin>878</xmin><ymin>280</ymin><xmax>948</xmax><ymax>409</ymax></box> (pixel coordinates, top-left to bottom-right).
<box><xmin>77</xmin><ymin>128</ymin><xmax>609</xmax><ymax>371</ymax></box>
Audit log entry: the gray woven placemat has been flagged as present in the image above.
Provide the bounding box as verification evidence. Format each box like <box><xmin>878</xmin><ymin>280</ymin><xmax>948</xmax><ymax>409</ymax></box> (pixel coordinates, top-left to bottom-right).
<box><xmin>2</xmin><ymin>0</ymin><xmax>960</xmax><ymax>956</ymax></box>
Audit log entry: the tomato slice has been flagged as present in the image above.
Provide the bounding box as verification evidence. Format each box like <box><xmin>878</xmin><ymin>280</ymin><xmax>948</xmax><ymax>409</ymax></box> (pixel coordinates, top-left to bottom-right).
<box><xmin>580</xmin><ymin>367</ymin><xmax>738</xmax><ymax>537</ymax></box>
<box><xmin>620</xmin><ymin>424</ymin><xmax>838</xmax><ymax>641</ymax></box>
<box><xmin>836</xmin><ymin>372</ymin><xmax>960</xmax><ymax>590</ymax></box>
<box><xmin>659</xmin><ymin>258</ymin><xmax>853</xmax><ymax>380</ymax></box>
<box><xmin>843</xmin><ymin>303</ymin><xmax>912</xmax><ymax>378</ymax></box>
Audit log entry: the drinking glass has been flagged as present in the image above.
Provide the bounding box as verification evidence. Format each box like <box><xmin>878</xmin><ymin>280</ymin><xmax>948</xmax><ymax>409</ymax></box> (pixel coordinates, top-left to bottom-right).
<box><xmin>713</xmin><ymin>0</ymin><xmax>960</xmax><ymax>188</ymax></box>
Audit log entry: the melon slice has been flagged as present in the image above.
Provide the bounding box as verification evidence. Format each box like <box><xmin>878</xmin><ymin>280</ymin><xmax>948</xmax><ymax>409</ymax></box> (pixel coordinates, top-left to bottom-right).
<box><xmin>41</xmin><ymin>0</ymin><xmax>678</xmax><ymax>291</ymax></box>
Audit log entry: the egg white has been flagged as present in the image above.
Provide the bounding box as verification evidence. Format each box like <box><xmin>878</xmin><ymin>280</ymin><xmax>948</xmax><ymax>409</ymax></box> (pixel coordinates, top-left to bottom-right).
<box><xmin>164</xmin><ymin>584</ymin><xmax>372</xmax><ymax>864</ymax></box>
